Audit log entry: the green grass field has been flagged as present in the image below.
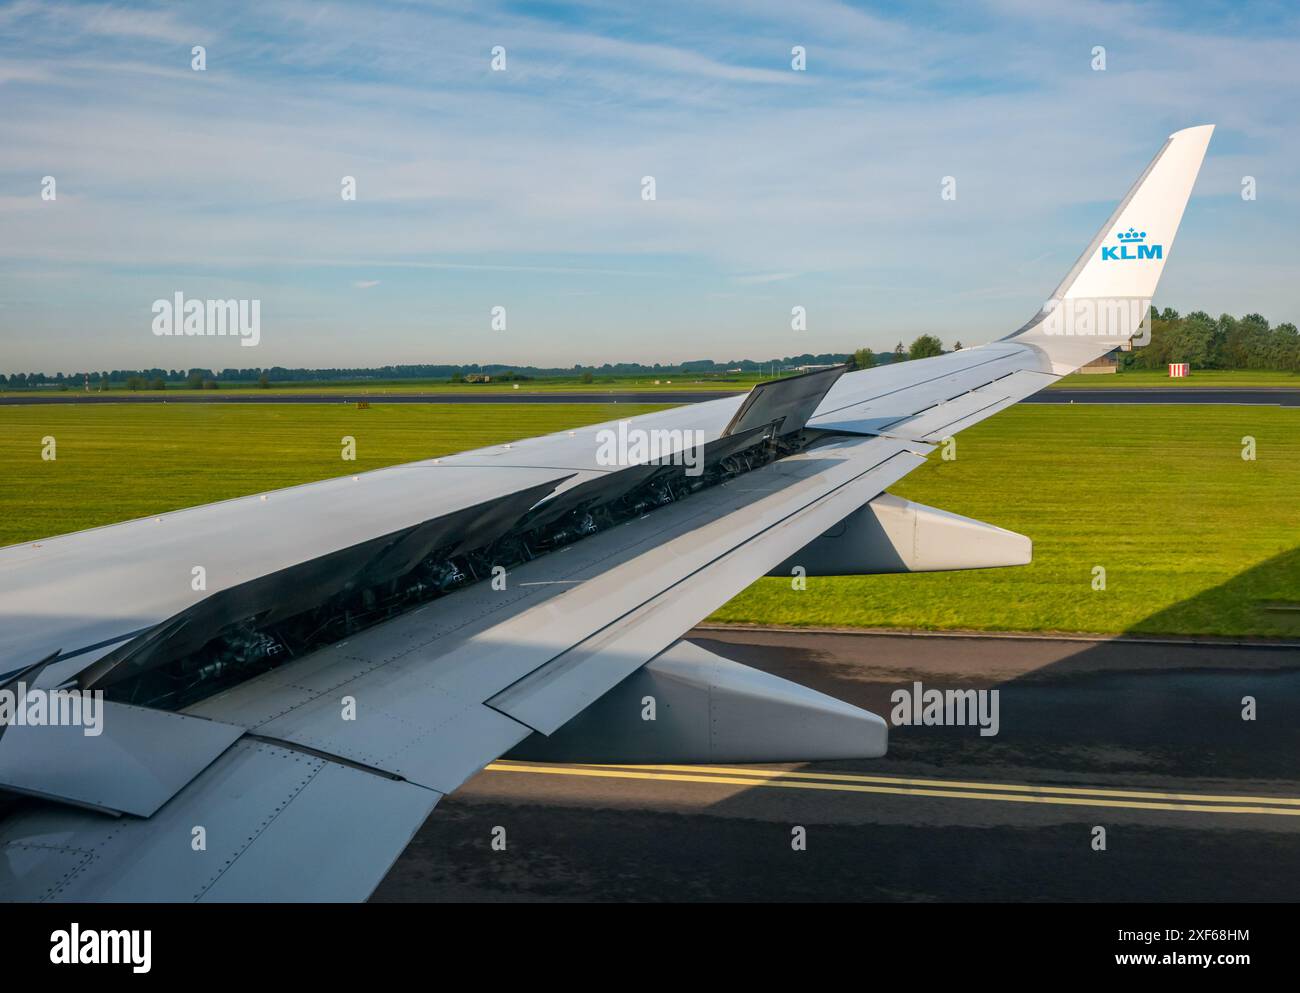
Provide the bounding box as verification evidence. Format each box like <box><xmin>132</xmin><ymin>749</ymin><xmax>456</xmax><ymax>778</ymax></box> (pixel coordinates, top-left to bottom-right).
<box><xmin>717</xmin><ymin>405</ymin><xmax>1300</xmax><ymax>638</ymax></box>
<box><xmin>2</xmin><ymin>403</ymin><xmax>1296</xmax><ymax>638</ymax></box>
<box><xmin>0</xmin><ymin>403</ymin><xmax>666</xmax><ymax>544</ymax></box>
<box><xmin>1052</xmin><ymin>368</ymin><xmax>1299</xmax><ymax>388</ymax></box>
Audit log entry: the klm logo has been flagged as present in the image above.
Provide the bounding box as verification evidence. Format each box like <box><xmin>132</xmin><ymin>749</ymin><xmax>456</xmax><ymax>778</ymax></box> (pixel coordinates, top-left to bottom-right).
<box><xmin>1102</xmin><ymin>226</ymin><xmax>1162</xmax><ymax>261</ymax></box>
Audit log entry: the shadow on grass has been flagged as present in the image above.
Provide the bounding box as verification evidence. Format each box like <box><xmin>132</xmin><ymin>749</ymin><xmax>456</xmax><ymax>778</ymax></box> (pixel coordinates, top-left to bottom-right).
<box><xmin>1123</xmin><ymin>545</ymin><xmax>1300</xmax><ymax>640</ymax></box>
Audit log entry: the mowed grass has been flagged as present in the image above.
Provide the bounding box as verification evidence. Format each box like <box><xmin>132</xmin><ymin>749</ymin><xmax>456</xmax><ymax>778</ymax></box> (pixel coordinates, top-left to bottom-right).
<box><xmin>0</xmin><ymin>403</ymin><xmax>666</xmax><ymax>545</ymax></box>
<box><xmin>2</xmin><ymin>403</ymin><xmax>1296</xmax><ymax>638</ymax></box>
<box><xmin>714</xmin><ymin>405</ymin><xmax>1300</xmax><ymax>638</ymax></box>
<box><xmin>1052</xmin><ymin>368</ymin><xmax>1300</xmax><ymax>388</ymax></box>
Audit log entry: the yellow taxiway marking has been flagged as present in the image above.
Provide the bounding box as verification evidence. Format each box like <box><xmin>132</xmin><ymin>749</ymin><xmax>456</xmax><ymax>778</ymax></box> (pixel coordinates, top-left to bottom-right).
<box><xmin>484</xmin><ymin>762</ymin><xmax>1300</xmax><ymax>817</ymax></box>
<box><xmin>583</xmin><ymin>762</ymin><xmax>1300</xmax><ymax>807</ymax></box>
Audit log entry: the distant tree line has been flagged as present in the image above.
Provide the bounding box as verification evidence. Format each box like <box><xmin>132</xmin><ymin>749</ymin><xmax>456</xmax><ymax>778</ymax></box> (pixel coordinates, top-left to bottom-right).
<box><xmin>1124</xmin><ymin>308</ymin><xmax>1299</xmax><ymax>371</ymax></box>
<box><xmin>1</xmin><ymin>354</ymin><xmax>859</xmax><ymax>388</ymax></box>
<box><xmin>854</xmin><ymin>310</ymin><xmax>1300</xmax><ymax>372</ymax></box>
<box><xmin>853</xmin><ymin>334</ymin><xmax>948</xmax><ymax>370</ymax></box>
<box><xmin>3</xmin><ymin>314</ymin><xmax>1294</xmax><ymax>387</ymax></box>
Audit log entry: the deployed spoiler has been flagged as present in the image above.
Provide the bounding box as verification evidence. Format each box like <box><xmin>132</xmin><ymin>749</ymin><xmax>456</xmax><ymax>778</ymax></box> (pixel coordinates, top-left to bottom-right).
<box><xmin>720</xmin><ymin>363</ymin><xmax>848</xmax><ymax>439</ymax></box>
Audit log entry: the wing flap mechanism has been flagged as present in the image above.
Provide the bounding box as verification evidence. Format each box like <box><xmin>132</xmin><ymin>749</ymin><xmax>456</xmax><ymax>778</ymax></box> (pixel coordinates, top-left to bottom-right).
<box><xmin>76</xmin><ymin>475</ymin><xmax>572</xmax><ymax>695</ymax></box>
<box><xmin>508</xmin><ymin>639</ymin><xmax>886</xmax><ymax>764</ymax></box>
<box><xmin>771</xmin><ymin>492</ymin><xmax>1031</xmax><ymax>577</ymax></box>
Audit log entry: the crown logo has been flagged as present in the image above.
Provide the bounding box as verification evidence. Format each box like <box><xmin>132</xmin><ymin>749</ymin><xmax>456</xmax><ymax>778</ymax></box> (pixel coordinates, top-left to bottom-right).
<box><xmin>1116</xmin><ymin>227</ymin><xmax>1146</xmax><ymax>243</ymax></box>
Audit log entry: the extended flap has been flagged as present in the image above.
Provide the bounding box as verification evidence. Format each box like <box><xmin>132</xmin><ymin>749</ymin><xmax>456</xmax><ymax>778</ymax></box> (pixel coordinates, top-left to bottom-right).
<box><xmin>0</xmin><ymin>700</ymin><xmax>243</xmax><ymax>816</ymax></box>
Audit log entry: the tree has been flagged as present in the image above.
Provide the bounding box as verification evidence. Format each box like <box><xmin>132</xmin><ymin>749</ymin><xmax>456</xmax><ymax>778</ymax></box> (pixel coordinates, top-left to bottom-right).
<box><xmin>908</xmin><ymin>334</ymin><xmax>944</xmax><ymax>360</ymax></box>
<box><xmin>1164</xmin><ymin>313</ymin><xmax>1214</xmax><ymax>368</ymax></box>
<box><xmin>893</xmin><ymin>342</ymin><xmax>906</xmax><ymax>362</ymax></box>
<box><xmin>1274</xmin><ymin>323</ymin><xmax>1300</xmax><ymax>372</ymax></box>
<box><xmin>953</xmin><ymin>340</ymin><xmax>964</xmax><ymax>351</ymax></box>
<box><xmin>1237</xmin><ymin>313</ymin><xmax>1272</xmax><ymax>369</ymax></box>
<box><xmin>149</xmin><ymin>377</ymin><xmax>166</xmax><ymax>390</ymax></box>
<box><xmin>580</xmin><ymin>370</ymin><xmax>594</xmax><ymax>384</ymax></box>
<box><xmin>852</xmin><ymin>348</ymin><xmax>876</xmax><ymax>370</ymax></box>
<box><xmin>257</xmin><ymin>373</ymin><xmax>270</xmax><ymax>389</ymax></box>
<box><xmin>125</xmin><ymin>375</ymin><xmax>144</xmax><ymax>391</ymax></box>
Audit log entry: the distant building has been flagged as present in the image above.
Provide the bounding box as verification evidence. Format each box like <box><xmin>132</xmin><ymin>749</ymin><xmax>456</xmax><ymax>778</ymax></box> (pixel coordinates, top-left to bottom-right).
<box><xmin>464</xmin><ymin>373</ymin><xmax>492</xmax><ymax>383</ymax></box>
<box><xmin>1079</xmin><ymin>350</ymin><xmax>1119</xmax><ymax>374</ymax></box>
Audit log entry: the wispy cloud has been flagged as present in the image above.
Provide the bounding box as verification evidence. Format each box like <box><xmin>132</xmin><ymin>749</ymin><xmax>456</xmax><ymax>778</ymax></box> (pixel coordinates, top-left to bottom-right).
<box><xmin>0</xmin><ymin>1</ymin><xmax>201</xmax><ymax>45</ymax></box>
<box><xmin>732</xmin><ymin>272</ymin><xmax>800</xmax><ymax>285</ymax></box>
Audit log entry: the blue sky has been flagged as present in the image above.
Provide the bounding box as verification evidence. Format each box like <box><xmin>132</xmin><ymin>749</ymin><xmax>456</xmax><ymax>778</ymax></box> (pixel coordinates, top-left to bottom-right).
<box><xmin>1</xmin><ymin>0</ymin><xmax>1298</xmax><ymax>371</ymax></box>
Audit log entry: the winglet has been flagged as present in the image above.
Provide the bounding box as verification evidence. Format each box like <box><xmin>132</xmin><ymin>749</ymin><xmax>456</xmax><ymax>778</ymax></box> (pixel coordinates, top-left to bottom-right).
<box><xmin>1006</xmin><ymin>125</ymin><xmax>1214</xmax><ymax>373</ymax></box>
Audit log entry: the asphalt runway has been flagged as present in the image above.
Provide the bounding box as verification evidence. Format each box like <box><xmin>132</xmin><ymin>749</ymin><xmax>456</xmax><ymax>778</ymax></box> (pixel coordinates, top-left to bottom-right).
<box><xmin>1024</xmin><ymin>388</ymin><xmax>1300</xmax><ymax>405</ymax></box>
<box><xmin>373</xmin><ymin>628</ymin><xmax>1300</xmax><ymax>902</ymax></box>
<box><xmin>3</xmin><ymin>388</ymin><xmax>1297</xmax><ymax>406</ymax></box>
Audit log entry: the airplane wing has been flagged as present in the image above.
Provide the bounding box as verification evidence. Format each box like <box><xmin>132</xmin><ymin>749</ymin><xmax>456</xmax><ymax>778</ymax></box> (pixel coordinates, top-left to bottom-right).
<box><xmin>0</xmin><ymin>125</ymin><xmax>1213</xmax><ymax>902</ymax></box>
